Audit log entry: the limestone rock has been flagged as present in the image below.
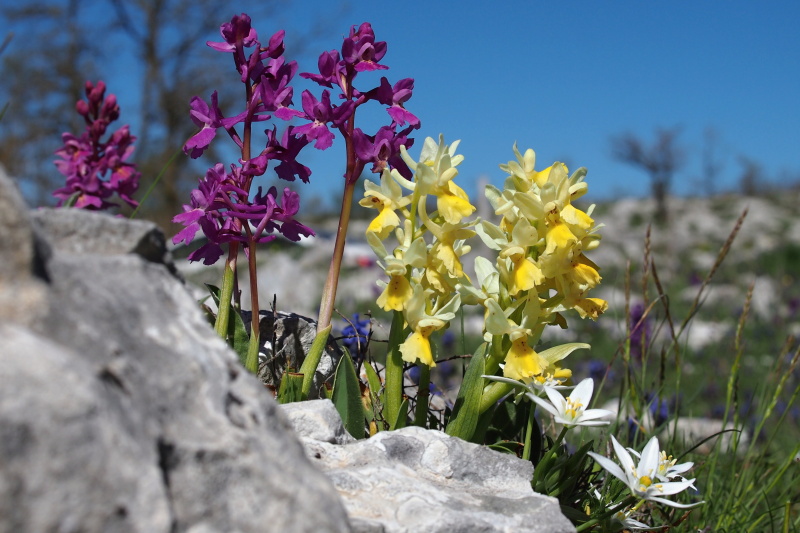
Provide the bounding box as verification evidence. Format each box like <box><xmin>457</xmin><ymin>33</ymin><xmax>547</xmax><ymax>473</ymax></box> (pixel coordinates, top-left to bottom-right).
<box><xmin>0</xmin><ymin>189</ymin><xmax>350</xmax><ymax>532</ymax></box>
<box><xmin>0</xmin><ymin>173</ymin><xmax>47</xmax><ymax>326</ymax></box>
<box><xmin>30</xmin><ymin>207</ymin><xmax>178</xmax><ymax>274</ymax></box>
<box><xmin>0</xmin><ymin>173</ymin><xmax>34</xmax><ymax>282</ymax></box>
<box><xmin>281</xmin><ymin>398</ymin><xmax>356</xmax><ymax>445</ymax></box>
<box><xmin>285</xmin><ymin>400</ymin><xmax>576</xmax><ymax>533</ymax></box>
<box><xmin>0</xmin><ymin>325</ymin><xmax>172</xmax><ymax>532</ymax></box>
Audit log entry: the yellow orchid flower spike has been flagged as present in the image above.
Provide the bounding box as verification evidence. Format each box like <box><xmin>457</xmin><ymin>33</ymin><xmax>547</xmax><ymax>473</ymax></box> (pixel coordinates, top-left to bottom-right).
<box><xmin>393</xmin><ymin>135</ymin><xmax>476</xmax><ymax>225</ymax></box>
<box><xmin>483</xmin><ymin>298</ymin><xmax>550</xmax><ymax>382</ymax></box>
<box><xmin>367</xmin><ymin>232</ymin><xmax>426</xmax><ymax>312</ymax></box>
<box><xmin>360</xmin><ymin>169</ymin><xmax>411</xmax><ymax>239</ymax></box>
<box><xmin>499</xmin><ymin>143</ymin><xmax>569</xmax><ymax>191</ymax></box>
<box><xmin>477</xmin><ymin>216</ymin><xmax>543</xmax><ymax>296</ymax></box>
<box><xmin>417</xmin><ymin>196</ymin><xmax>476</xmax><ymax>279</ymax></box>
<box><xmin>399</xmin><ymin>284</ymin><xmax>461</xmax><ymax>367</ymax></box>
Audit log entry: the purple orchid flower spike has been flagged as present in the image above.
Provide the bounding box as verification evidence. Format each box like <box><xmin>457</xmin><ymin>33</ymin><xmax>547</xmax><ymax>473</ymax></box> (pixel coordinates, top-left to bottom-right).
<box><xmin>185</xmin><ymin>91</ymin><xmax>225</xmax><ymax>158</ymax></box>
<box><xmin>294</xmin><ymin>90</ymin><xmax>354</xmax><ymax>149</ymax></box>
<box><xmin>268</xmin><ymin>126</ymin><xmax>312</xmax><ymax>183</ymax></box>
<box><xmin>207</xmin><ymin>13</ymin><xmax>258</xmax><ymax>54</ymax></box>
<box><xmin>301</xmin><ymin>50</ymin><xmax>343</xmax><ymax>89</ymax></box>
<box><xmin>342</xmin><ymin>22</ymin><xmax>388</xmax><ymax>72</ymax></box>
<box><xmin>174</xmin><ymin>15</ymin><xmax>425</xmax><ymax>370</ymax></box>
<box><xmin>259</xmin><ymin>59</ymin><xmax>303</xmax><ymax>120</ymax></box>
<box><xmin>353</xmin><ymin>125</ymin><xmax>415</xmax><ymax>178</ymax></box>
<box><xmin>53</xmin><ymin>80</ymin><xmax>140</xmax><ymax>210</ymax></box>
<box><xmin>172</xmin><ymin>164</ymin><xmax>228</xmax><ymax>247</ymax></box>
<box><xmin>253</xmin><ymin>186</ymin><xmax>314</xmax><ymax>243</ymax></box>
<box><xmin>367</xmin><ymin>77</ymin><xmax>420</xmax><ymax>127</ymax></box>
<box><xmin>264</xmin><ymin>29</ymin><xmax>286</xmax><ymax>59</ymax></box>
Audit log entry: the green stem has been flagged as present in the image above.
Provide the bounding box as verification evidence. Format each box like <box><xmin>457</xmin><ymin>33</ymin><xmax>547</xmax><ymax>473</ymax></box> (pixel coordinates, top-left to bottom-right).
<box><xmin>478</xmin><ymin>381</ymin><xmax>513</xmax><ymax>414</ymax></box>
<box><xmin>215</xmin><ymin>76</ymin><xmax>253</xmax><ymax>346</ymax></box>
<box><xmin>483</xmin><ymin>335</ymin><xmax>506</xmax><ymax>376</ymax></box>
<box><xmin>238</xmin><ymin>75</ymin><xmax>256</xmax><ymax>371</ymax></box>
<box><xmin>413</xmin><ymin>364</ymin><xmax>431</xmax><ymax>427</ymax></box>
<box><xmin>385</xmin><ymin>310</ymin><xmax>406</xmax><ymax>428</ymax></box>
<box><xmin>244</xmin><ymin>238</ymin><xmax>260</xmax><ymax>373</ymax></box>
<box><xmin>214</xmin><ymin>255</ymin><xmax>237</xmax><ymax>338</ymax></box>
<box><xmin>317</xmin><ymin>106</ymin><xmax>358</xmax><ymax>334</ymax></box>
<box><xmin>537</xmin><ymin>426</ymin><xmax>569</xmax><ymax>469</ymax></box>
<box><xmin>574</xmin><ymin>496</ymin><xmax>638</xmax><ymax>532</ymax></box>
<box><xmin>245</xmin><ymin>326</ymin><xmax>260</xmax><ymax>373</ymax></box>
<box><xmin>522</xmin><ymin>403</ymin><xmax>537</xmax><ymax>461</ymax></box>
<box><xmin>317</xmin><ymin>178</ymin><xmax>356</xmax><ymax>332</ymax></box>
<box><xmin>477</xmin><ymin>336</ymin><xmax>511</xmax><ymax>413</ymax></box>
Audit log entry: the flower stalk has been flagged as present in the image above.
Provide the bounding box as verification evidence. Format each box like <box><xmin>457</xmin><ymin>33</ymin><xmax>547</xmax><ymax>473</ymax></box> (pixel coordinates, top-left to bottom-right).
<box><xmin>214</xmin><ymin>261</ymin><xmax>236</xmax><ymax>338</ymax></box>
<box><xmin>385</xmin><ymin>310</ymin><xmax>407</xmax><ymax>428</ymax></box>
<box><xmin>413</xmin><ymin>362</ymin><xmax>431</xmax><ymax>427</ymax></box>
<box><xmin>318</xmin><ymin>175</ymin><xmax>357</xmax><ymax>333</ymax></box>
<box><xmin>244</xmin><ymin>237</ymin><xmax>261</xmax><ymax>373</ymax></box>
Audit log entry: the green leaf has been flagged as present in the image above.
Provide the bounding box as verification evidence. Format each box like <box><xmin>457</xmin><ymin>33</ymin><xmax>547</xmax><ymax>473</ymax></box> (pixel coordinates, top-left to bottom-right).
<box><xmin>331</xmin><ymin>353</ymin><xmax>365</xmax><ymax>439</ymax></box>
<box><xmin>230</xmin><ymin>307</ymin><xmax>250</xmax><ymax>369</ymax></box>
<box><xmin>445</xmin><ymin>342</ymin><xmax>487</xmax><ymax>440</ymax></box>
<box><xmin>205</xmin><ymin>283</ymin><xmax>222</xmax><ymax>306</ymax></box>
<box><xmin>205</xmin><ymin>283</ymin><xmax>249</xmax><ymax>367</ymax></box>
<box><xmin>244</xmin><ymin>329</ymin><xmax>260</xmax><ymax>374</ymax></box>
<box><xmin>277</xmin><ymin>371</ymin><xmax>304</xmax><ymax>404</ymax></box>
<box><xmin>363</xmin><ymin>360</ymin><xmax>383</xmax><ymax>403</ymax></box>
<box><xmin>472</xmin><ymin>403</ymin><xmax>497</xmax><ymax>443</ymax></box>
<box><xmin>391</xmin><ymin>398</ymin><xmax>409</xmax><ymax>430</ymax></box>
<box><xmin>299</xmin><ymin>325</ymin><xmax>332</xmax><ymax>400</ymax></box>
<box><xmin>413</xmin><ymin>364</ymin><xmax>431</xmax><ymax>427</ymax></box>
<box><xmin>538</xmin><ymin>342</ymin><xmax>590</xmax><ymax>365</ymax></box>
<box><xmin>363</xmin><ymin>360</ymin><xmax>384</xmax><ymax>432</ymax></box>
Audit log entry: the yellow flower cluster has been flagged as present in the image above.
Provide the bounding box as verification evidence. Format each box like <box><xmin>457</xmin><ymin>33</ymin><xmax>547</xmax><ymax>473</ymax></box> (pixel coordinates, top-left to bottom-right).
<box><xmin>361</xmin><ymin>139</ymin><xmax>606</xmax><ymax>381</ymax></box>
<box><xmin>360</xmin><ymin>135</ymin><xmax>475</xmax><ymax>367</ymax></box>
<box><xmin>462</xmin><ymin>143</ymin><xmax>606</xmax><ymax>383</ymax></box>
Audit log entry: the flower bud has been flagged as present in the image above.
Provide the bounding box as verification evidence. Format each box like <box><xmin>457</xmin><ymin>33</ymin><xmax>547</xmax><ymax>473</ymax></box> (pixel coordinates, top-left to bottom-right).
<box><xmin>75</xmin><ymin>100</ymin><xmax>89</xmax><ymax>116</ymax></box>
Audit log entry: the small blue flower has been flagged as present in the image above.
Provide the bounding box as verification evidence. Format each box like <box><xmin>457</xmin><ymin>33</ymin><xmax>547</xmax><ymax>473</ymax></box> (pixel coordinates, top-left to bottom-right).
<box><xmin>340</xmin><ymin>313</ymin><xmax>371</xmax><ymax>362</ymax></box>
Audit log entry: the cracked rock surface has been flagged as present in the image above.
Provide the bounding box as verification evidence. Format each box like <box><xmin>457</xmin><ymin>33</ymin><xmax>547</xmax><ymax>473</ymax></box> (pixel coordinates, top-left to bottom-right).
<box><xmin>0</xmin><ymin>173</ymin><xmax>350</xmax><ymax>533</ymax></box>
<box><xmin>283</xmin><ymin>400</ymin><xmax>577</xmax><ymax>533</ymax></box>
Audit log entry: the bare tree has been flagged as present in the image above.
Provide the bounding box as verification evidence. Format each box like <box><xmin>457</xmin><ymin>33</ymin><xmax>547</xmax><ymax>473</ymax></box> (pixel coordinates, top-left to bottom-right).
<box><xmin>700</xmin><ymin>127</ymin><xmax>724</xmax><ymax>197</ymax></box>
<box><xmin>737</xmin><ymin>156</ymin><xmax>764</xmax><ymax>196</ymax></box>
<box><xmin>612</xmin><ymin>127</ymin><xmax>684</xmax><ymax>223</ymax></box>
<box><xmin>1</xmin><ymin>1</ymin><xmax>346</xmax><ymax>229</ymax></box>
<box><xmin>0</xmin><ymin>1</ymin><xmax>102</xmax><ymax>206</ymax></box>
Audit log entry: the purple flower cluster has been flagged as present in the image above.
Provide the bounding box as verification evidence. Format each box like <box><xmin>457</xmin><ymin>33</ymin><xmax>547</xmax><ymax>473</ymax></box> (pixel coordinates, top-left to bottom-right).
<box><xmin>173</xmin><ymin>14</ymin><xmax>421</xmax><ymax>265</ymax></box>
<box><xmin>300</xmin><ymin>21</ymin><xmax>421</xmax><ymax>181</ymax></box>
<box><xmin>174</xmin><ymin>15</ymin><xmax>314</xmax><ymax>264</ymax></box>
<box><xmin>172</xmin><ymin>162</ymin><xmax>312</xmax><ymax>265</ymax></box>
<box><xmin>52</xmin><ymin>81</ymin><xmax>140</xmax><ymax>210</ymax></box>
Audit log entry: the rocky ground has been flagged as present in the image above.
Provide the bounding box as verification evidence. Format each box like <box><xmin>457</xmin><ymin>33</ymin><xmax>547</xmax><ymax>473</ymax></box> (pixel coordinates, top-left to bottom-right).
<box><xmin>175</xmin><ymin>190</ymin><xmax>800</xmax><ymax>348</ymax></box>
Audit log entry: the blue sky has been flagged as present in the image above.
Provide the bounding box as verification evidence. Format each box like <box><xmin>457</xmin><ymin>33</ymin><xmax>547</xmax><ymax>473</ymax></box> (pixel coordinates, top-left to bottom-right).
<box><xmin>123</xmin><ymin>1</ymin><xmax>800</xmax><ymax>206</ymax></box>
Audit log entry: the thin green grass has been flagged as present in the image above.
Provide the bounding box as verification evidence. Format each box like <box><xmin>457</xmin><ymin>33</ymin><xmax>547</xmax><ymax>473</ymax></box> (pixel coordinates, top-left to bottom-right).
<box><xmin>587</xmin><ymin>209</ymin><xmax>800</xmax><ymax>530</ymax></box>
